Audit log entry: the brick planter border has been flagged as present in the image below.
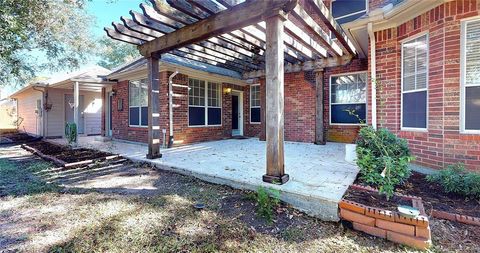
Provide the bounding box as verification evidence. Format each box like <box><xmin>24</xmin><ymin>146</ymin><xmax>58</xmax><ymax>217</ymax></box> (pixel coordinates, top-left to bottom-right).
<box><xmin>340</xmin><ymin>184</ymin><xmax>432</xmax><ymax>250</ymax></box>
<box><xmin>431</xmin><ymin>209</ymin><xmax>480</xmax><ymax>226</ymax></box>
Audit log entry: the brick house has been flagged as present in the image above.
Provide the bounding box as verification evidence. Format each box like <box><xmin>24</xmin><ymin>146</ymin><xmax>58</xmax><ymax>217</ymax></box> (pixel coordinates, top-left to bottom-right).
<box><xmin>101</xmin><ymin>0</ymin><xmax>480</xmax><ymax>171</ymax></box>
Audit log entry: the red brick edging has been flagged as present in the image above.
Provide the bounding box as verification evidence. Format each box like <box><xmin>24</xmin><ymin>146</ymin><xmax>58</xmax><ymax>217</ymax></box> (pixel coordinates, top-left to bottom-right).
<box><xmin>431</xmin><ymin>209</ymin><xmax>480</xmax><ymax>226</ymax></box>
<box><xmin>340</xmin><ymin>184</ymin><xmax>432</xmax><ymax>250</ymax></box>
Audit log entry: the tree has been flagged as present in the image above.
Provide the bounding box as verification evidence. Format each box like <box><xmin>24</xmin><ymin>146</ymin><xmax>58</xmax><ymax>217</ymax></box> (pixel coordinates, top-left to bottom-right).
<box><xmin>0</xmin><ymin>0</ymin><xmax>96</xmax><ymax>87</ymax></box>
<box><xmin>97</xmin><ymin>36</ymin><xmax>140</xmax><ymax>70</ymax></box>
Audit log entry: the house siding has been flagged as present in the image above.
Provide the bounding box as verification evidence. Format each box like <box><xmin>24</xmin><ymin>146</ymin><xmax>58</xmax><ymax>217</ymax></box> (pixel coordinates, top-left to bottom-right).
<box><xmin>45</xmin><ymin>88</ymin><xmax>102</xmax><ymax>137</ymax></box>
<box><xmin>15</xmin><ymin>88</ymin><xmax>42</xmax><ymax>135</ymax></box>
<box><xmin>371</xmin><ymin>0</ymin><xmax>480</xmax><ymax>170</ymax></box>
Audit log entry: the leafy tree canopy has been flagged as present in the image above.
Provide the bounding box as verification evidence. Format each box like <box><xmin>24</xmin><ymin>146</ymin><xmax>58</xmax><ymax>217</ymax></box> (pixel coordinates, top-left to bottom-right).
<box><xmin>0</xmin><ymin>0</ymin><xmax>96</xmax><ymax>87</ymax></box>
<box><xmin>96</xmin><ymin>37</ymin><xmax>140</xmax><ymax>70</ymax></box>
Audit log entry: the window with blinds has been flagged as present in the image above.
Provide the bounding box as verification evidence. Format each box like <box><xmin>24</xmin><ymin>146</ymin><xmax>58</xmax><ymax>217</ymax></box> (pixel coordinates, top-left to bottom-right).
<box><xmin>250</xmin><ymin>85</ymin><xmax>261</xmax><ymax>123</ymax></box>
<box><xmin>129</xmin><ymin>79</ymin><xmax>148</xmax><ymax>127</ymax></box>
<box><xmin>462</xmin><ymin>19</ymin><xmax>480</xmax><ymax>131</ymax></box>
<box><xmin>330</xmin><ymin>72</ymin><xmax>367</xmax><ymax>124</ymax></box>
<box><xmin>402</xmin><ymin>34</ymin><xmax>428</xmax><ymax>129</ymax></box>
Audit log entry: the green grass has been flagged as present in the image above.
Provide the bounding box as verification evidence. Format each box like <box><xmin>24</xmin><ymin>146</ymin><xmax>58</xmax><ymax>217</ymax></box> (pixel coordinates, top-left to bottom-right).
<box><xmin>1</xmin><ymin>149</ymin><xmax>478</xmax><ymax>253</ymax></box>
<box><xmin>0</xmin><ymin>159</ymin><xmax>59</xmax><ymax>196</ymax></box>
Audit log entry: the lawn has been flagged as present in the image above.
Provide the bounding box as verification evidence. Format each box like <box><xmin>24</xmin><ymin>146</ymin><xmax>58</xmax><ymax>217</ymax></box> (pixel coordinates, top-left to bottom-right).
<box><xmin>0</xmin><ymin>144</ymin><xmax>478</xmax><ymax>253</ymax></box>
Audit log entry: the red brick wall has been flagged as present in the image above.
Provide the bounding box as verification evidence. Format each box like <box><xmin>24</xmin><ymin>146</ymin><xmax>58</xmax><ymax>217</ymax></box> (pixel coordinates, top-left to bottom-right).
<box><xmin>243</xmin><ymin>84</ymin><xmax>262</xmax><ymax>138</ymax></box>
<box><xmin>111</xmin><ymin>80</ymin><xmax>148</xmax><ymax>143</ymax></box>
<box><xmin>371</xmin><ymin>0</ymin><xmax>480</xmax><ymax>170</ymax></box>
<box><xmin>111</xmin><ymin>72</ymin><xmax>240</xmax><ymax>145</ymax></box>
<box><xmin>244</xmin><ymin>72</ymin><xmax>316</xmax><ymax>143</ymax></box>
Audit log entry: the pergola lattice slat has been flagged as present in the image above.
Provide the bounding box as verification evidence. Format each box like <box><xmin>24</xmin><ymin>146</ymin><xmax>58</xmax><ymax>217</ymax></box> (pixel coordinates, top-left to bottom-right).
<box><xmin>106</xmin><ymin>0</ymin><xmax>358</xmax><ymax>76</ymax></box>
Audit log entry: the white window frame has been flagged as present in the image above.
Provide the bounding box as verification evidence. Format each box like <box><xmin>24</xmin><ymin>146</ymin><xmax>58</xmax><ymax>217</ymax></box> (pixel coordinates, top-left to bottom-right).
<box><xmin>330</xmin><ymin>0</ymin><xmax>369</xmax><ymax>25</ymax></box>
<box><xmin>400</xmin><ymin>32</ymin><xmax>429</xmax><ymax>132</ymax></box>
<box><xmin>188</xmin><ymin>78</ymin><xmax>222</xmax><ymax>127</ymax></box>
<box><xmin>249</xmin><ymin>84</ymin><xmax>261</xmax><ymax>124</ymax></box>
<box><xmin>128</xmin><ymin>78</ymin><xmax>148</xmax><ymax>128</ymax></box>
<box><xmin>460</xmin><ymin>17</ymin><xmax>480</xmax><ymax>134</ymax></box>
<box><xmin>329</xmin><ymin>71</ymin><xmax>368</xmax><ymax>126</ymax></box>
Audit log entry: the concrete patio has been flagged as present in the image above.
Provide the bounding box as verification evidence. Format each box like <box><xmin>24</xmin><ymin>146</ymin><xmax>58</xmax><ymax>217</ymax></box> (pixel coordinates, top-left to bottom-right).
<box><xmin>49</xmin><ymin>137</ymin><xmax>359</xmax><ymax>221</ymax></box>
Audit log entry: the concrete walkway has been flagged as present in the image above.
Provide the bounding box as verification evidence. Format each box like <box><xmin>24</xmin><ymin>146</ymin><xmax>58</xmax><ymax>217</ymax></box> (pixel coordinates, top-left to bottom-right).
<box><xmin>49</xmin><ymin>137</ymin><xmax>359</xmax><ymax>221</ymax></box>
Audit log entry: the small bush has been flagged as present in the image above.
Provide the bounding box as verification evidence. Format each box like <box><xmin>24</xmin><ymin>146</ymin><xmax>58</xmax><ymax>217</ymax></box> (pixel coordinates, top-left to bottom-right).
<box><xmin>427</xmin><ymin>163</ymin><xmax>480</xmax><ymax>200</ymax></box>
<box><xmin>250</xmin><ymin>187</ymin><xmax>280</xmax><ymax>223</ymax></box>
<box><xmin>356</xmin><ymin>127</ymin><xmax>415</xmax><ymax>200</ymax></box>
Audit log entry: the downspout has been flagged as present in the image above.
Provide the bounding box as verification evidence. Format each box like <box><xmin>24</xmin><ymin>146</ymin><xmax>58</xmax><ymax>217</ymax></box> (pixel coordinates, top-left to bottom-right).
<box><xmin>368</xmin><ymin>22</ymin><xmax>377</xmax><ymax>130</ymax></box>
<box><xmin>168</xmin><ymin>70</ymin><xmax>178</xmax><ymax>148</ymax></box>
<box><xmin>32</xmin><ymin>85</ymin><xmax>47</xmax><ymax>137</ymax></box>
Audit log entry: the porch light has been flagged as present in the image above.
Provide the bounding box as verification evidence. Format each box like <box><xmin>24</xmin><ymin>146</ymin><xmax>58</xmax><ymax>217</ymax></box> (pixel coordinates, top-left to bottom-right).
<box><xmin>223</xmin><ymin>87</ymin><xmax>232</xmax><ymax>94</ymax></box>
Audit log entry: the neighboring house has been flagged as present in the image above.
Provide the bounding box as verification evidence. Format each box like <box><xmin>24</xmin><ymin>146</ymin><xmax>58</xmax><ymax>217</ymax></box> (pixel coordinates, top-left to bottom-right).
<box><xmin>9</xmin><ymin>66</ymin><xmax>112</xmax><ymax>137</ymax></box>
<box><xmin>100</xmin><ymin>0</ymin><xmax>480</xmax><ymax>171</ymax></box>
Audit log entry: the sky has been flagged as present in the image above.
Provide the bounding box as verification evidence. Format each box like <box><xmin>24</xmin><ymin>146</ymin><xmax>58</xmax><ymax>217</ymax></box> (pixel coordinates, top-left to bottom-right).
<box><xmin>3</xmin><ymin>0</ymin><xmax>144</xmax><ymax>98</ymax></box>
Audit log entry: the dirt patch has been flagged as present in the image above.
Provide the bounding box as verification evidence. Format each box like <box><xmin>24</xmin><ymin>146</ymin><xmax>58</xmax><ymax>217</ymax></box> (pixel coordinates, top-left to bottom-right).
<box><xmin>0</xmin><ymin>132</ymin><xmax>40</xmax><ymax>144</ymax></box>
<box><xmin>395</xmin><ymin>172</ymin><xmax>480</xmax><ymax>218</ymax></box>
<box><xmin>343</xmin><ymin>187</ymin><xmax>412</xmax><ymax>212</ymax></box>
<box><xmin>27</xmin><ymin>141</ymin><xmax>113</xmax><ymax>163</ymax></box>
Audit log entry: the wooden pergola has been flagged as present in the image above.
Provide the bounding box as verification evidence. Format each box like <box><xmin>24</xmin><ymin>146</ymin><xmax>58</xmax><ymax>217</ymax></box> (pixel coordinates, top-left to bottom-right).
<box><xmin>105</xmin><ymin>0</ymin><xmax>358</xmax><ymax>184</ymax></box>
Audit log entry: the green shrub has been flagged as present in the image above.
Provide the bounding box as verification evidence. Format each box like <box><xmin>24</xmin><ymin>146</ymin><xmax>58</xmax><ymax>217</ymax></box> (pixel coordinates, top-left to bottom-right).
<box><xmin>427</xmin><ymin>163</ymin><xmax>480</xmax><ymax>200</ymax></box>
<box><xmin>250</xmin><ymin>187</ymin><xmax>280</xmax><ymax>223</ymax></box>
<box><xmin>356</xmin><ymin>127</ymin><xmax>415</xmax><ymax>200</ymax></box>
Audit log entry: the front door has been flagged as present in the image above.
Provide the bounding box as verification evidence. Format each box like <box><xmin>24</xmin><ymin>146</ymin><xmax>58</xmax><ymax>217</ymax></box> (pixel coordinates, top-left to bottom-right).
<box><xmin>64</xmin><ymin>94</ymin><xmax>85</xmax><ymax>134</ymax></box>
<box><xmin>231</xmin><ymin>91</ymin><xmax>243</xmax><ymax>136</ymax></box>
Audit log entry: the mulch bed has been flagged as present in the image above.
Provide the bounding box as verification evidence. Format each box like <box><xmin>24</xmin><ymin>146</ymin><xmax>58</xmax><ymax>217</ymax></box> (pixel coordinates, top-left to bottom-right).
<box><xmin>343</xmin><ymin>187</ymin><xmax>412</xmax><ymax>212</ymax></box>
<box><xmin>354</xmin><ymin>172</ymin><xmax>480</xmax><ymax>220</ymax></box>
<box><xmin>396</xmin><ymin>172</ymin><xmax>480</xmax><ymax>218</ymax></box>
<box><xmin>26</xmin><ymin>141</ymin><xmax>113</xmax><ymax>163</ymax></box>
<box><xmin>0</xmin><ymin>132</ymin><xmax>41</xmax><ymax>144</ymax></box>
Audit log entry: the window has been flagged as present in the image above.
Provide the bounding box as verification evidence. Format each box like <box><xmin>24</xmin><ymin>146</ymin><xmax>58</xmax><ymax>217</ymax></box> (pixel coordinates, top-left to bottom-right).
<box><xmin>129</xmin><ymin>79</ymin><xmax>148</xmax><ymax>127</ymax></box>
<box><xmin>402</xmin><ymin>34</ymin><xmax>428</xmax><ymax>130</ymax></box>
<box><xmin>461</xmin><ymin>19</ymin><xmax>480</xmax><ymax>132</ymax></box>
<box><xmin>188</xmin><ymin>78</ymin><xmax>222</xmax><ymax>126</ymax></box>
<box><xmin>330</xmin><ymin>72</ymin><xmax>367</xmax><ymax>124</ymax></box>
<box><xmin>250</xmin><ymin>85</ymin><xmax>260</xmax><ymax>123</ymax></box>
<box><xmin>331</xmin><ymin>0</ymin><xmax>368</xmax><ymax>25</ymax></box>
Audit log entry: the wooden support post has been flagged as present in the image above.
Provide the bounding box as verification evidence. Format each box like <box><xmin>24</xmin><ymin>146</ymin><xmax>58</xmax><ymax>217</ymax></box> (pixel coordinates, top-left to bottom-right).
<box><xmin>146</xmin><ymin>55</ymin><xmax>162</xmax><ymax>159</ymax></box>
<box><xmin>73</xmin><ymin>81</ymin><xmax>79</xmax><ymax>144</ymax></box>
<box><xmin>314</xmin><ymin>69</ymin><xmax>326</xmax><ymax>145</ymax></box>
<box><xmin>263</xmin><ymin>13</ymin><xmax>289</xmax><ymax>185</ymax></box>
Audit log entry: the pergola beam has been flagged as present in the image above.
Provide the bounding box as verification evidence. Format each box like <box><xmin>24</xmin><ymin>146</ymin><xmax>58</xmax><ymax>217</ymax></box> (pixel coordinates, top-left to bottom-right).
<box><xmin>243</xmin><ymin>54</ymin><xmax>353</xmax><ymax>79</ymax></box>
<box><xmin>264</xmin><ymin>12</ymin><xmax>289</xmax><ymax>184</ymax></box>
<box><xmin>290</xmin><ymin>4</ymin><xmax>343</xmax><ymax>56</ymax></box>
<box><xmin>300</xmin><ymin>0</ymin><xmax>356</xmax><ymax>55</ymax></box>
<box><xmin>104</xmin><ymin>27</ymin><xmax>143</xmax><ymax>45</ymax></box>
<box><xmin>138</xmin><ymin>0</ymin><xmax>298</xmax><ymax>56</ymax></box>
<box><xmin>142</xmin><ymin>3</ymin><xmax>263</xmax><ymax>67</ymax></box>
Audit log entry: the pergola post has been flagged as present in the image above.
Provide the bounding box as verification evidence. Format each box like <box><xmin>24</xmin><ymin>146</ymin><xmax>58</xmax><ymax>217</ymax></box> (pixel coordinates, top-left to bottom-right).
<box><xmin>263</xmin><ymin>12</ymin><xmax>289</xmax><ymax>185</ymax></box>
<box><xmin>73</xmin><ymin>81</ymin><xmax>79</xmax><ymax>144</ymax></box>
<box><xmin>314</xmin><ymin>69</ymin><xmax>326</xmax><ymax>145</ymax></box>
<box><xmin>146</xmin><ymin>55</ymin><xmax>162</xmax><ymax>159</ymax></box>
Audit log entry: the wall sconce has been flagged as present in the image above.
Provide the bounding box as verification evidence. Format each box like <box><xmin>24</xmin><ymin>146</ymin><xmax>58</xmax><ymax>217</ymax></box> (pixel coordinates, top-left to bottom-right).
<box><xmin>223</xmin><ymin>87</ymin><xmax>232</xmax><ymax>94</ymax></box>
